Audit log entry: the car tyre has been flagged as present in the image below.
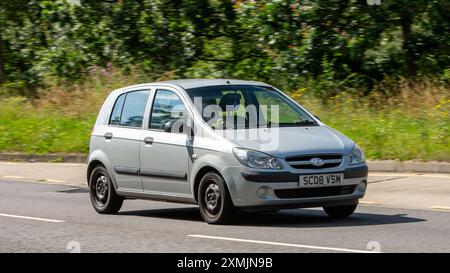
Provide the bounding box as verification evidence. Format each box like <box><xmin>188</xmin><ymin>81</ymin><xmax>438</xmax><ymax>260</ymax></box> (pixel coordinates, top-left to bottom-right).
<box><xmin>89</xmin><ymin>166</ymin><xmax>123</xmax><ymax>214</ymax></box>
<box><xmin>323</xmin><ymin>204</ymin><xmax>357</xmax><ymax>218</ymax></box>
<box><xmin>198</xmin><ymin>172</ymin><xmax>236</xmax><ymax>224</ymax></box>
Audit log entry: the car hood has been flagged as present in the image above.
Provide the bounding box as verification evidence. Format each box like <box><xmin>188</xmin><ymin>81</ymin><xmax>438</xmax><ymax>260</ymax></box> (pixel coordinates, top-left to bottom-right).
<box><xmin>223</xmin><ymin>126</ymin><xmax>355</xmax><ymax>158</ymax></box>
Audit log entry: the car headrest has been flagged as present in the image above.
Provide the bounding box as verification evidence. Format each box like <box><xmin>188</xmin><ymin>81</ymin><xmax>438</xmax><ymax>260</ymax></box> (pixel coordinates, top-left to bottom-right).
<box><xmin>202</xmin><ymin>98</ymin><xmax>217</xmax><ymax>106</ymax></box>
<box><xmin>219</xmin><ymin>93</ymin><xmax>242</xmax><ymax>111</ymax></box>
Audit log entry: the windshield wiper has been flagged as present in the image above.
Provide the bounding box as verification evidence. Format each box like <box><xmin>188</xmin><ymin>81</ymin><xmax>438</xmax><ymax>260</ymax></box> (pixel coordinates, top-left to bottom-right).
<box><xmin>277</xmin><ymin>120</ymin><xmax>317</xmax><ymax>127</ymax></box>
<box><xmin>249</xmin><ymin>120</ymin><xmax>318</xmax><ymax>128</ymax></box>
<box><xmin>294</xmin><ymin>119</ymin><xmax>317</xmax><ymax>125</ymax></box>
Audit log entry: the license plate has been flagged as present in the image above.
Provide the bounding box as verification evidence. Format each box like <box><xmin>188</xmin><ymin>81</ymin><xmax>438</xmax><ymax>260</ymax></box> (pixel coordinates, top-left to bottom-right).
<box><xmin>299</xmin><ymin>173</ymin><xmax>343</xmax><ymax>188</ymax></box>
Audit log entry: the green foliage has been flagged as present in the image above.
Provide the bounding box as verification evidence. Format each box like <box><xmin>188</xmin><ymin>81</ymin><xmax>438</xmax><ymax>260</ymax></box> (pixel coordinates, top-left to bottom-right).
<box><xmin>0</xmin><ymin>92</ymin><xmax>448</xmax><ymax>160</ymax></box>
<box><xmin>314</xmin><ymin>102</ymin><xmax>449</xmax><ymax>161</ymax></box>
<box><xmin>0</xmin><ymin>73</ymin><xmax>448</xmax><ymax>160</ymax></box>
<box><xmin>0</xmin><ymin>0</ymin><xmax>448</xmax><ymax>94</ymax></box>
<box><xmin>295</xmin><ymin>85</ymin><xmax>450</xmax><ymax>161</ymax></box>
<box><xmin>0</xmin><ymin>1</ymin><xmax>448</xmax><ymax>160</ymax></box>
<box><xmin>0</xmin><ymin>97</ymin><xmax>94</xmax><ymax>153</ymax></box>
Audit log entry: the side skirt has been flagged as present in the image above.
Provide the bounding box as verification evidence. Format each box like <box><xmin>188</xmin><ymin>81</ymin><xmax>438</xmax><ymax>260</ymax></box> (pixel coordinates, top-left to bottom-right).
<box><xmin>116</xmin><ymin>189</ymin><xmax>197</xmax><ymax>205</ymax></box>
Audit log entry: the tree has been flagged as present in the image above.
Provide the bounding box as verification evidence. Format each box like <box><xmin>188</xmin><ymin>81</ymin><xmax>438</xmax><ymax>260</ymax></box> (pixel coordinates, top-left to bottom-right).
<box><xmin>0</xmin><ymin>35</ymin><xmax>5</xmax><ymax>83</ymax></box>
<box><xmin>0</xmin><ymin>0</ymin><xmax>448</xmax><ymax>95</ymax></box>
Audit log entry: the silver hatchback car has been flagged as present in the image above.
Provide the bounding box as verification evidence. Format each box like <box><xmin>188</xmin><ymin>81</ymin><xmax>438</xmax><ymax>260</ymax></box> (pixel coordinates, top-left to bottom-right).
<box><xmin>87</xmin><ymin>79</ymin><xmax>368</xmax><ymax>224</ymax></box>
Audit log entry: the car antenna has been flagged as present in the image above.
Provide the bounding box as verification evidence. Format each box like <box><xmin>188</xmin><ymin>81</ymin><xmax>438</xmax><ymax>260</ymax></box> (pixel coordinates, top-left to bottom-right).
<box><xmin>226</xmin><ymin>80</ymin><xmax>230</xmax><ymax>84</ymax></box>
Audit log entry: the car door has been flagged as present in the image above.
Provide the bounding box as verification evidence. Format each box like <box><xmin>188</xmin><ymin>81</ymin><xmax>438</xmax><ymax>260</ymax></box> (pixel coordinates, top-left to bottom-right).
<box><xmin>102</xmin><ymin>90</ymin><xmax>150</xmax><ymax>192</ymax></box>
<box><xmin>140</xmin><ymin>87</ymin><xmax>192</xmax><ymax>195</ymax></box>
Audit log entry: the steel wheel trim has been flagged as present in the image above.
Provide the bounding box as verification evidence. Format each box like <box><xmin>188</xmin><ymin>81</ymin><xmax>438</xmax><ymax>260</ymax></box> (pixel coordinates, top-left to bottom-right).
<box><xmin>203</xmin><ymin>181</ymin><xmax>222</xmax><ymax>218</ymax></box>
<box><xmin>92</xmin><ymin>174</ymin><xmax>109</xmax><ymax>207</ymax></box>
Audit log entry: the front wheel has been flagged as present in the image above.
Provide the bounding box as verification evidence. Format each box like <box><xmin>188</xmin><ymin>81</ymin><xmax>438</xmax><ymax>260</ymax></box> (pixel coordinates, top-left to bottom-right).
<box><xmin>198</xmin><ymin>172</ymin><xmax>236</xmax><ymax>224</ymax></box>
<box><xmin>323</xmin><ymin>204</ymin><xmax>357</xmax><ymax>218</ymax></box>
<box><xmin>89</xmin><ymin>166</ymin><xmax>123</xmax><ymax>214</ymax></box>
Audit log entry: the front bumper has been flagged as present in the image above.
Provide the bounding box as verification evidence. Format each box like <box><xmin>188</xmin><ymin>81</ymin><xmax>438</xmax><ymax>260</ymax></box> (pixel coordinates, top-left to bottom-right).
<box><xmin>221</xmin><ymin>164</ymin><xmax>368</xmax><ymax>209</ymax></box>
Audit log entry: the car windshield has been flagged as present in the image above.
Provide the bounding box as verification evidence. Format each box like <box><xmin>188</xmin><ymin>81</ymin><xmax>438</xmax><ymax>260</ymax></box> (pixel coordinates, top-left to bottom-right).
<box><xmin>187</xmin><ymin>85</ymin><xmax>317</xmax><ymax>129</ymax></box>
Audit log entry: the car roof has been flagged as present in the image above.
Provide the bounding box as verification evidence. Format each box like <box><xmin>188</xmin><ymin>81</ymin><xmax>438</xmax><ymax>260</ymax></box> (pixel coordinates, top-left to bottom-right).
<box><xmin>109</xmin><ymin>79</ymin><xmax>273</xmax><ymax>98</ymax></box>
<box><xmin>151</xmin><ymin>79</ymin><xmax>271</xmax><ymax>90</ymax></box>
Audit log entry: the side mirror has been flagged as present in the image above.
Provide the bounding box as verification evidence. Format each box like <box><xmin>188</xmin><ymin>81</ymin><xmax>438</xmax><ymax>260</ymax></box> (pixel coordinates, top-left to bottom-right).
<box><xmin>164</xmin><ymin>119</ymin><xmax>194</xmax><ymax>136</ymax></box>
<box><xmin>164</xmin><ymin>120</ymin><xmax>174</xmax><ymax>133</ymax></box>
<box><xmin>314</xmin><ymin>115</ymin><xmax>321</xmax><ymax>121</ymax></box>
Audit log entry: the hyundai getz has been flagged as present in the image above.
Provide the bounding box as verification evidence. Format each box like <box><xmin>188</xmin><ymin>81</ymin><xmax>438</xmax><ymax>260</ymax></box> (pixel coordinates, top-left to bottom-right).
<box><xmin>87</xmin><ymin>79</ymin><xmax>368</xmax><ymax>224</ymax></box>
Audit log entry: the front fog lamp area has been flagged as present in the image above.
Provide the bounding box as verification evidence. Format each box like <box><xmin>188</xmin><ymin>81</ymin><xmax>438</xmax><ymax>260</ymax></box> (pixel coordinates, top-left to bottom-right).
<box><xmin>233</xmin><ymin>148</ymin><xmax>283</xmax><ymax>170</ymax></box>
<box><xmin>349</xmin><ymin>144</ymin><xmax>365</xmax><ymax>165</ymax></box>
<box><xmin>356</xmin><ymin>181</ymin><xmax>367</xmax><ymax>193</ymax></box>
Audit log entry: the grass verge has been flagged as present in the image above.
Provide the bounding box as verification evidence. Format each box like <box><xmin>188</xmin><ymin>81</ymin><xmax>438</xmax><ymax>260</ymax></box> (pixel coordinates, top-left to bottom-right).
<box><xmin>0</xmin><ymin>73</ymin><xmax>448</xmax><ymax>161</ymax></box>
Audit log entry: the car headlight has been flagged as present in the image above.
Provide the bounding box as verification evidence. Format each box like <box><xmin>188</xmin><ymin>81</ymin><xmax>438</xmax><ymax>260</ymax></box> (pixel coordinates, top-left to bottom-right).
<box><xmin>349</xmin><ymin>144</ymin><xmax>365</xmax><ymax>165</ymax></box>
<box><xmin>233</xmin><ymin>148</ymin><xmax>283</xmax><ymax>169</ymax></box>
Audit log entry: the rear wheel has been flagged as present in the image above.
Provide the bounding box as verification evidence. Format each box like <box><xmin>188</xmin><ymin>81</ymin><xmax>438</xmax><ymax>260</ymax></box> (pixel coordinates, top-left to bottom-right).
<box><xmin>198</xmin><ymin>172</ymin><xmax>236</xmax><ymax>224</ymax></box>
<box><xmin>89</xmin><ymin>166</ymin><xmax>123</xmax><ymax>214</ymax></box>
<box><xmin>323</xmin><ymin>204</ymin><xmax>357</xmax><ymax>218</ymax></box>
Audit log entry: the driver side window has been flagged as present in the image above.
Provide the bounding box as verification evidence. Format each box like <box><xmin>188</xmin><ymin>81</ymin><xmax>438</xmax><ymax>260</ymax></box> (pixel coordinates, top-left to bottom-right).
<box><xmin>149</xmin><ymin>89</ymin><xmax>188</xmax><ymax>133</ymax></box>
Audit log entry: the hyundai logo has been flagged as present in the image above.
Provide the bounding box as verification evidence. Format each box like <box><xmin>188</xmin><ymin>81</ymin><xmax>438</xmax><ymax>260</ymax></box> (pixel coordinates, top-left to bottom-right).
<box><xmin>310</xmin><ymin>157</ymin><xmax>324</xmax><ymax>167</ymax></box>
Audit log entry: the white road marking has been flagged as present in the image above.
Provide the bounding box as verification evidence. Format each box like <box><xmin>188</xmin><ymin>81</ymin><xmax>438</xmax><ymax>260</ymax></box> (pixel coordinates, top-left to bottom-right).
<box><xmin>429</xmin><ymin>206</ymin><xmax>450</xmax><ymax>211</ymax></box>
<box><xmin>360</xmin><ymin>200</ymin><xmax>378</xmax><ymax>205</ymax></box>
<box><xmin>45</xmin><ymin>179</ymin><xmax>65</xmax><ymax>183</ymax></box>
<box><xmin>187</xmin><ymin>234</ymin><xmax>378</xmax><ymax>253</ymax></box>
<box><xmin>3</xmin><ymin>175</ymin><xmax>24</xmax><ymax>179</ymax></box>
<box><xmin>370</xmin><ymin>173</ymin><xmax>450</xmax><ymax>179</ymax></box>
<box><xmin>0</xmin><ymin>213</ymin><xmax>65</xmax><ymax>223</ymax></box>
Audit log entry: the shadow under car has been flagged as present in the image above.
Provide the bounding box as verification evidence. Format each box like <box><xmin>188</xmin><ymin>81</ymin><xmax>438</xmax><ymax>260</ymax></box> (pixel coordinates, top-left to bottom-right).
<box><xmin>117</xmin><ymin>206</ymin><xmax>426</xmax><ymax>228</ymax></box>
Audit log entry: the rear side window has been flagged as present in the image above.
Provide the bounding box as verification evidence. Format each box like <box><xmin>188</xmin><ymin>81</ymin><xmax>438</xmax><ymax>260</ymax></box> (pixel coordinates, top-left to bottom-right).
<box><xmin>109</xmin><ymin>94</ymin><xmax>126</xmax><ymax>125</ymax></box>
<box><xmin>109</xmin><ymin>90</ymin><xmax>150</xmax><ymax>128</ymax></box>
<box><xmin>120</xmin><ymin>91</ymin><xmax>150</xmax><ymax>128</ymax></box>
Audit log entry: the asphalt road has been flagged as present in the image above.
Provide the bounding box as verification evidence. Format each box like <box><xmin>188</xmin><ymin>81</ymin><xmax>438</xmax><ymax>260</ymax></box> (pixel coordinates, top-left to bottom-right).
<box><xmin>1</xmin><ymin>178</ymin><xmax>449</xmax><ymax>253</ymax></box>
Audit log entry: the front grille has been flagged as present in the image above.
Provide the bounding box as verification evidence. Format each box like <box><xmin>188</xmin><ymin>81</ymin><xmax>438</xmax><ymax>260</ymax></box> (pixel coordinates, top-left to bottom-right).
<box><xmin>285</xmin><ymin>154</ymin><xmax>343</xmax><ymax>169</ymax></box>
<box><xmin>274</xmin><ymin>185</ymin><xmax>356</xmax><ymax>199</ymax></box>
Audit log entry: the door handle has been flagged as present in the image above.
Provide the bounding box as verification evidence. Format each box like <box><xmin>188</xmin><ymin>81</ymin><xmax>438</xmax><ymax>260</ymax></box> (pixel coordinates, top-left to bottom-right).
<box><xmin>144</xmin><ymin>136</ymin><xmax>154</xmax><ymax>145</ymax></box>
<box><xmin>104</xmin><ymin>132</ymin><xmax>113</xmax><ymax>140</ymax></box>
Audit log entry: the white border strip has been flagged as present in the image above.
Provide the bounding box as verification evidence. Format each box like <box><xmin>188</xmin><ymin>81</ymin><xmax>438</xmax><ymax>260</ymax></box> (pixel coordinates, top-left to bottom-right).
<box><xmin>188</xmin><ymin>234</ymin><xmax>377</xmax><ymax>253</ymax></box>
<box><xmin>0</xmin><ymin>213</ymin><xmax>65</xmax><ymax>223</ymax></box>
